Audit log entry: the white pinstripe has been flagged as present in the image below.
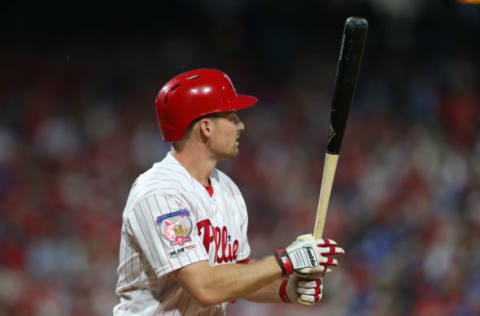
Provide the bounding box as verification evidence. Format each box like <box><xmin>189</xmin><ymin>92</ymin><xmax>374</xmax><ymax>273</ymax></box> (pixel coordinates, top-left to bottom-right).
<box><xmin>114</xmin><ymin>152</ymin><xmax>250</xmax><ymax>316</ymax></box>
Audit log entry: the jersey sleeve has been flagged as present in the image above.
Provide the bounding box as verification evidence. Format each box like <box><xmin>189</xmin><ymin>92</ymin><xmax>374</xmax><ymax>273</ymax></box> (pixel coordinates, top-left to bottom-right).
<box><xmin>125</xmin><ymin>192</ymin><xmax>209</xmax><ymax>277</ymax></box>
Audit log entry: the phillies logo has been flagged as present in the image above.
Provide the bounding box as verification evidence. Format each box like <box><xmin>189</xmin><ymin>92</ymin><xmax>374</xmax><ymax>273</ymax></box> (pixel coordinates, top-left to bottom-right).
<box><xmin>197</xmin><ymin>219</ymin><xmax>239</xmax><ymax>263</ymax></box>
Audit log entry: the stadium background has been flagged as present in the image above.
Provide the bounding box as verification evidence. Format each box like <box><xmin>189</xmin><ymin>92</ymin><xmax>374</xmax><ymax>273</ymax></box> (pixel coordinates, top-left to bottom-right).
<box><xmin>1</xmin><ymin>0</ymin><xmax>479</xmax><ymax>315</ymax></box>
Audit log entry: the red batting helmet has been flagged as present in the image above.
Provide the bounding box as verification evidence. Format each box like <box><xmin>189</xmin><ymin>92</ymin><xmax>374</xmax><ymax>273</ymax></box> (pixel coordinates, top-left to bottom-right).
<box><xmin>155</xmin><ymin>68</ymin><xmax>258</xmax><ymax>142</ymax></box>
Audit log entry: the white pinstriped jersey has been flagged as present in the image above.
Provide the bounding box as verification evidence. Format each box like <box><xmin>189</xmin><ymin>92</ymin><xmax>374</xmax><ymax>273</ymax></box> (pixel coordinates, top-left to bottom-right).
<box><xmin>114</xmin><ymin>152</ymin><xmax>251</xmax><ymax>316</ymax></box>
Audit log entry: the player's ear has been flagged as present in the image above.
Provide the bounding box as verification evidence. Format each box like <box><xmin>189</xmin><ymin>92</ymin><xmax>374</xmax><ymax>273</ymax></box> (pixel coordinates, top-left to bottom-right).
<box><xmin>198</xmin><ymin>118</ymin><xmax>215</xmax><ymax>141</ymax></box>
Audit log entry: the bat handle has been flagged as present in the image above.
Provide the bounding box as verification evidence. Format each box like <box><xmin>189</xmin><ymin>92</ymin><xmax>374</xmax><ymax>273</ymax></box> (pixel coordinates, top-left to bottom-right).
<box><xmin>313</xmin><ymin>153</ymin><xmax>339</xmax><ymax>239</ymax></box>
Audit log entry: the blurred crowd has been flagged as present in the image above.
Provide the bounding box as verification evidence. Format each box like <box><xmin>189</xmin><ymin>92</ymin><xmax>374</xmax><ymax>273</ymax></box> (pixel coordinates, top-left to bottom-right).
<box><xmin>1</xmin><ymin>1</ymin><xmax>480</xmax><ymax>315</ymax></box>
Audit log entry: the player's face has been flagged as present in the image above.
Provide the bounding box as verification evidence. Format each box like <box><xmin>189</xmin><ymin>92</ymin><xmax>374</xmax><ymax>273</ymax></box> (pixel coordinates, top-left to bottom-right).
<box><xmin>209</xmin><ymin>112</ymin><xmax>245</xmax><ymax>160</ymax></box>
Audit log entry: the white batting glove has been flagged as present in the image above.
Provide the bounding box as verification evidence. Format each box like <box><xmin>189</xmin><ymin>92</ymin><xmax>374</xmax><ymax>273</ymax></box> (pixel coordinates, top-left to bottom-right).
<box><xmin>275</xmin><ymin>234</ymin><xmax>344</xmax><ymax>275</ymax></box>
<box><xmin>279</xmin><ymin>274</ymin><xmax>324</xmax><ymax>305</ymax></box>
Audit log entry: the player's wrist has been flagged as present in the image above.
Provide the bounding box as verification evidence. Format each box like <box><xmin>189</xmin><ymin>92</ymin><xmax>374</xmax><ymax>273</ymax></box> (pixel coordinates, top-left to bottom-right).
<box><xmin>275</xmin><ymin>248</ymin><xmax>293</xmax><ymax>275</ymax></box>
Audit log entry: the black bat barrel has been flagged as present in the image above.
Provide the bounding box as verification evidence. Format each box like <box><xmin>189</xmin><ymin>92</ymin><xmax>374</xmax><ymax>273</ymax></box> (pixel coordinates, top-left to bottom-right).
<box><xmin>327</xmin><ymin>17</ymin><xmax>368</xmax><ymax>154</ymax></box>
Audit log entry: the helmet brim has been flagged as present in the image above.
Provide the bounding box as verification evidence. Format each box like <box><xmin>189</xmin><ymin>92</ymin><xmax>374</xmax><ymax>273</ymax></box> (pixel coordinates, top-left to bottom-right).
<box><xmin>229</xmin><ymin>95</ymin><xmax>258</xmax><ymax>111</ymax></box>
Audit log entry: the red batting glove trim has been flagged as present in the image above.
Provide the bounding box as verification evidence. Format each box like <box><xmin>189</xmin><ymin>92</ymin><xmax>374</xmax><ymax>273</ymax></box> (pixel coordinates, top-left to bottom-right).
<box><xmin>304</xmin><ymin>280</ymin><xmax>322</xmax><ymax>294</ymax></box>
<box><xmin>321</xmin><ymin>239</ymin><xmax>331</xmax><ymax>246</ymax></box>
<box><xmin>275</xmin><ymin>248</ymin><xmax>293</xmax><ymax>275</ymax></box>
<box><xmin>320</xmin><ymin>246</ymin><xmax>337</xmax><ymax>255</ymax></box>
<box><xmin>279</xmin><ymin>279</ymin><xmax>291</xmax><ymax>303</ymax></box>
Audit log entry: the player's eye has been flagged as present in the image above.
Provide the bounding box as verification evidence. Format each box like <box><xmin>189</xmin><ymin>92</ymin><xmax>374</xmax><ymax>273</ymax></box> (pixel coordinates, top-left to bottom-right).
<box><xmin>230</xmin><ymin>114</ymin><xmax>241</xmax><ymax>124</ymax></box>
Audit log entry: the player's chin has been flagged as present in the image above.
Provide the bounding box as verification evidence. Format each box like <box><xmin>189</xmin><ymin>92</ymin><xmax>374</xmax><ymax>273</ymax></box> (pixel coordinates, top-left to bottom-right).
<box><xmin>227</xmin><ymin>146</ymin><xmax>240</xmax><ymax>159</ymax></box>
<box><xmin>226</xmin><ymin>148</ymin><xmax>239</xmax><ymax>159</ymax></box>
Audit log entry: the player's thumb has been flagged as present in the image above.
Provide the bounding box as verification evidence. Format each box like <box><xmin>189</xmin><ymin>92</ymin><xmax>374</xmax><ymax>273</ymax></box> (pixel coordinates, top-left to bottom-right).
<box><xmin>296</xmin><ymin>234</ymin><xmax>314</xmax><ymax>241</ymax></box>
<box><xmin>298</xmin><ymin>266</ymin><xmax>331</xmax><ymax>275</ymax></box>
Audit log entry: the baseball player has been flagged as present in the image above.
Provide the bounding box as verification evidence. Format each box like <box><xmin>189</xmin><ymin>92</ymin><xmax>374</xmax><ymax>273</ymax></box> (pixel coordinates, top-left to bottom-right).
<box><xmin>114</xmin><ymin>69</ymin><xmax>345</xmax><ymax>315</ymax></box>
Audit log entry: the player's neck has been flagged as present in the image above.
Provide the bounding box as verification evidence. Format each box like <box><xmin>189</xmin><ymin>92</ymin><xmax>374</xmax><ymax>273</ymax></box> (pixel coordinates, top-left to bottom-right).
<box><xmin>172</xmin><ymin>145</ymin><xmax>216</xmax><ymax>186</ymax></box>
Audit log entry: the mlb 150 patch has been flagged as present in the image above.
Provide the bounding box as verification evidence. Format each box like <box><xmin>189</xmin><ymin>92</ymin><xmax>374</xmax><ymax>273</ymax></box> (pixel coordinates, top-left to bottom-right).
<box><xmin>157</xmin><ymin>209</ymin><xmax>193</xmax><ymax>246</ymax></box>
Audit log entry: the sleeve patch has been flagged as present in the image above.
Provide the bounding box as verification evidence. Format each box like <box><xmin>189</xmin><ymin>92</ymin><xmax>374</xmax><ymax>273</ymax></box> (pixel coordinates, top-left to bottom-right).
<box><xmin>157</xmin><ymin>209</ymin><xmax>193</xmax><ymax>246</ymax></box>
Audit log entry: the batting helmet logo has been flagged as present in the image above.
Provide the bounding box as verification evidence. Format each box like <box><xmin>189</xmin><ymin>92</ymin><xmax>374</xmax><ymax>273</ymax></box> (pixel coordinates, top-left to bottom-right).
<box><xmin>155</xmin><ymin>68</ymin><xmax>257</xmax><ymax>142</ymax></box>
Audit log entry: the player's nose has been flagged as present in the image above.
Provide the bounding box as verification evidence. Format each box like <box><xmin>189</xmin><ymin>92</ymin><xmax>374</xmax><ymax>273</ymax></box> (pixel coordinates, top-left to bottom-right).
<box><xmin>236</xmin><ymin>114</ymin><xmax>245</xmax><ymax>130</ymax></box>
<box><xmin>237</xmin><ymin>120</ymin><xmax>245</xmax><ymax>132</ymax></box>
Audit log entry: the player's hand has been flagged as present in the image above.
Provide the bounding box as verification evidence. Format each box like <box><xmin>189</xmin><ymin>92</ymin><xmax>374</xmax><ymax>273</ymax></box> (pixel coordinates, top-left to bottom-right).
<box><xmin>279</xmin><ymin>273</ymin><xmax>324</xmax><ymax>305</ymax></box>
<box><xmin>275</xmin><ymin>234</ymin><xmax>344</xmax><ymax>275</ymax></box>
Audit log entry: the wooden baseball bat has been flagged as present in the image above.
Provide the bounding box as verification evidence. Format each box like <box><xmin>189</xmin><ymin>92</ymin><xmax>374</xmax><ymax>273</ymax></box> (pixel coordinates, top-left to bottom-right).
<box><xmin>313</xmin><ymin>17</ymin><xmax>368</xmax><ymax>239</ymax></box>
